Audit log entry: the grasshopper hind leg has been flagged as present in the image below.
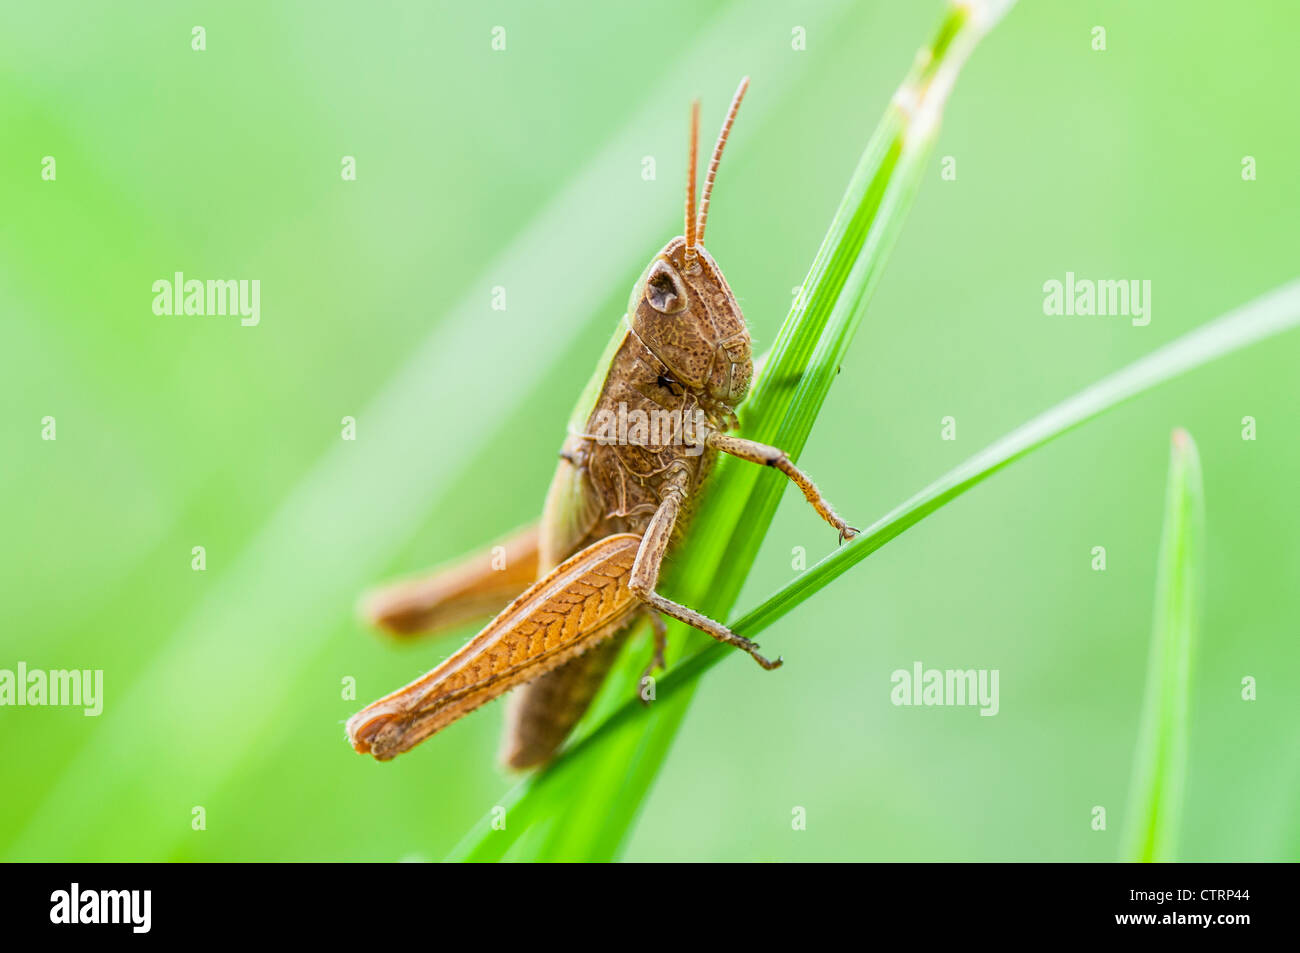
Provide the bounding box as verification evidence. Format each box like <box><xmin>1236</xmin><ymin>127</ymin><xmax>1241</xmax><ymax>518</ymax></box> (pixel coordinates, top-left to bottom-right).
<box><xmin>629</xmin><ymin>484</ymin><xmax>783</xmax><ymax>671</ymax></box>
<box><xmin>359</xmin><ymin>523</ymin><xmax>540</xmax><ymax>637</ymax></box>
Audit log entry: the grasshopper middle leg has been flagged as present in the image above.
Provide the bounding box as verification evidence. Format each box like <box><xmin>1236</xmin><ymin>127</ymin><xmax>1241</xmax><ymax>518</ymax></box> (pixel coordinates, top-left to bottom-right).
<box><xmin>629</xmin><ymin>479</ymin><xmax>782</xmax><ymax>670</ymax></box>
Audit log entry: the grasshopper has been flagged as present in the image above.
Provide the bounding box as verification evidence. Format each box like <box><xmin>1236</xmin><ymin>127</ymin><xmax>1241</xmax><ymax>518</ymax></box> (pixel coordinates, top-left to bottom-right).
<box><xmin>347</xmin><ymin>78</ymin><xmax>856</xmax><ymax>768</ymax></box>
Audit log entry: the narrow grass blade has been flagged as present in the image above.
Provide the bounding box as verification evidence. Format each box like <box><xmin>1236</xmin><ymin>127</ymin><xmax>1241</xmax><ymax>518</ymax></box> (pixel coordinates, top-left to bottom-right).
<box><xmin>1124</xmin><ymin>429</ymin><xmax>1203</xmax><ymax>862</ymax></box>
<box><xmin>722</xmin><ymin>278</ymin><xmax>1299</xmax><ymax>640</ymax></box>
<box><xmin>447</xmin><ymin>0</ymin><xmax>1017</xmax><ymax>863</ymax></box>
<box><xmin>452</xmin><ymin>275</ymin><xmax>1300</xmax><ymax>862</ymax></box>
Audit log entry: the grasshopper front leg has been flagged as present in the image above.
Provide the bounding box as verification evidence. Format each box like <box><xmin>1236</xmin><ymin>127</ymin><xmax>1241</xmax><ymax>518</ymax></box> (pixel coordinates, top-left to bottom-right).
<box><xmin>706</xmin><ymin>431</ymin><xmax>859</xmax><ymax>543</ymax></box>
<box><xmin>629</xmin><ymin>474</ymin><xmax>783</xmax><ymax>670</ymax></box>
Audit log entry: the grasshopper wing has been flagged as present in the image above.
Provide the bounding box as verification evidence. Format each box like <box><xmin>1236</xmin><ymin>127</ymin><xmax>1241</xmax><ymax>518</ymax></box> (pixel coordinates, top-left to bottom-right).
<box><xmin>359</xmin><ymin>523</ymin><xmax>540</xmax><ymax>637</ymax></box>
<box><xmin>348</xmin><ymin>533</ymin><xmax>643</xmax><ymax>761</ymax></box>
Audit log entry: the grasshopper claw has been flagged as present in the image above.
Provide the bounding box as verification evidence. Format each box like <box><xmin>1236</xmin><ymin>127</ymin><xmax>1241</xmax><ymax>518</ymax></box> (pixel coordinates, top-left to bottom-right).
<box><xmin>750</xmin><ymin>647</ymin><xmax>783</xmax><ymax>671</ymax></box>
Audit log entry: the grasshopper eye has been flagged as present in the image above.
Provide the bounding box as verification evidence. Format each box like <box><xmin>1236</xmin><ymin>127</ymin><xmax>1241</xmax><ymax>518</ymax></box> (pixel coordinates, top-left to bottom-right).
<box><xmin>645</xmin><ymin>261</ymin><xmax>688</xmax><ymax>314</ymax></box>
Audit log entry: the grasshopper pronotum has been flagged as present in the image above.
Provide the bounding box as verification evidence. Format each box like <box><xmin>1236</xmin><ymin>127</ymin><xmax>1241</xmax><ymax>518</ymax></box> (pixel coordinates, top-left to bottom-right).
<box><xmin>347</xmin><ymin>78</ymin><xmax>857</xmax><ymax>768</ymax></box>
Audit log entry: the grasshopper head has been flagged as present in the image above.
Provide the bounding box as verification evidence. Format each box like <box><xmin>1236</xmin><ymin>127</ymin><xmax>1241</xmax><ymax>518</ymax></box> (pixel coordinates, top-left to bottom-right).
<box><xmin>628</xmin><ymin>77</ymin><xmax>753</xmax><ymax>411</ymax></box>
<box><xmin>629</xmin><ymin>238</ymin><xmax>752</xmax><ymax>408</ymax></box>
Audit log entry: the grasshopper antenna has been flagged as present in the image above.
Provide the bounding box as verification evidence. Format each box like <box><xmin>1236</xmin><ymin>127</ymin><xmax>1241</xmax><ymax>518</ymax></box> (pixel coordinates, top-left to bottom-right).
<box><xmin>695</xmin><ymin>75</ymin><xmax>749</xmax><ymax>249</ymax></box>
<box><xmin>684</xmin><ymin>99</ymin><xmax>701</xmax><ymax>259</ymax></box>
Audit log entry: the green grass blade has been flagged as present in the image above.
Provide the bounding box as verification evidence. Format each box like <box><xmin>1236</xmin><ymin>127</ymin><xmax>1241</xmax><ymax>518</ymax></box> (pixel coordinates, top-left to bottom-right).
<box><xmin>1124</xmin><ymin>429</ymin><xmax>1203</xmax><ymax>862</ymax></box>
<box><xmin>452</xmin><ymin>274</ymin><xmax>1300</xmax><ymax>862</ymax></box>
<box><xmin>723</xmin><ymin>278</ymin><xmax>1300</xmax><ymax>639</ymax></box>
<box><xmin>447</xmin><ymin>0</ymin><xmax>1017</xmax><ymax>863</ymax></box>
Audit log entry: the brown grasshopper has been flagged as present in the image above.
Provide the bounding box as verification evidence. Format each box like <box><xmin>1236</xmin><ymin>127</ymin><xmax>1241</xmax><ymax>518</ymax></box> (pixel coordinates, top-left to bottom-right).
<box><xmin>347</xmin><ymin>78</ymin><xmax>856</xmax><ymax>768</ymax></box>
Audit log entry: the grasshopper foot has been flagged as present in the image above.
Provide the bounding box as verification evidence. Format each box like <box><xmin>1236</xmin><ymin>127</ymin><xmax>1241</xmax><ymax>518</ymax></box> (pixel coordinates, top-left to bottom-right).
<box><xmin>742</xmin><ymin>641</ymin><xmax>783</xmax><ymax>671</ymax></box>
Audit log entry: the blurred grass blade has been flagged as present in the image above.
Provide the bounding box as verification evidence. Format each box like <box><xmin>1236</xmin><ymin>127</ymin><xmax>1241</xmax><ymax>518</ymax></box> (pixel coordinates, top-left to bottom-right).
<box><xmin>447</xmin><ymin>0</ymin><xmax>1017</xmax><ymax>862</ymax></box>
<box><xmin>3</xmin><ymin>0</ymin><xmax>856</xmax><ymax>862</ymax></box>
<box><xmin>1124</xmin><ymin>429</ymin><xmax>1203</xmax><ymax>862</ymax></box>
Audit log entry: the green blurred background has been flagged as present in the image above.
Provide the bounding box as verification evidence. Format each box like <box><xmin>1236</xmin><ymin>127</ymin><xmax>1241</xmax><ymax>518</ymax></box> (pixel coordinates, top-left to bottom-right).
<box><xmin>3</xmin><ymin>0</ymin><xmax>1297</xmax><ymax>861</ymax></box>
